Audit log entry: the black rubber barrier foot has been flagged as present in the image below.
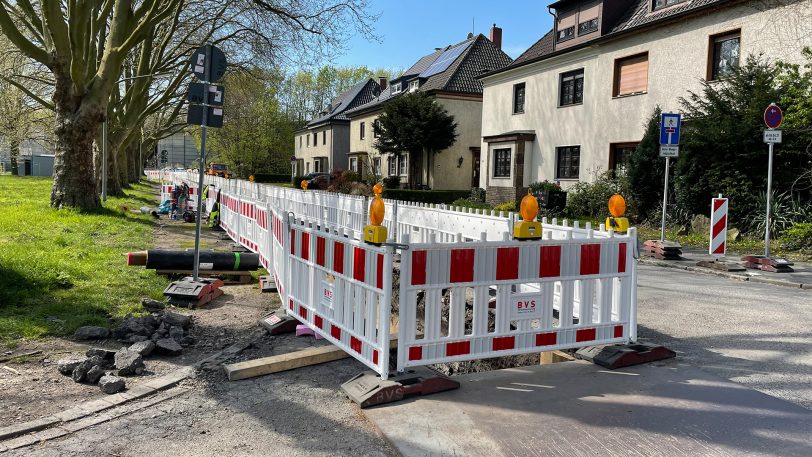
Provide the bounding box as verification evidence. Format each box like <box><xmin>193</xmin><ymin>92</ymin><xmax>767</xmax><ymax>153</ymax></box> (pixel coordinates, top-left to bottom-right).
<box><xmin>342</xmin><ymin>367</ymin><xmax>460</xmax><ymax>408</ymax></box>
<box><xmin>257</xmin><ymin>309</ymin><xmax>298</xmax><ymax>335</ymax></box>
<box><xmin>575</xmin><ymin>343</ymin><xmax>676</xmax><ymax>370</ymax></box>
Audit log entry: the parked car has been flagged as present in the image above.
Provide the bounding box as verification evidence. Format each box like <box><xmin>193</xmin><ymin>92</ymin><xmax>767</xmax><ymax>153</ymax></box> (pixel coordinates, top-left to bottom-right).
<box><xmin>306</xmin><ymin>173</ymin><xmax>332</xmax><ymax>190</ymax></box>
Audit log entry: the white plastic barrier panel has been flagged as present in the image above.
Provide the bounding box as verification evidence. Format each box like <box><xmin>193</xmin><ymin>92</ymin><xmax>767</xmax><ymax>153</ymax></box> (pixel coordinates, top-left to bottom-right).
<box><xmin>255</xmin><ymin>203</ymin><xmax>271</xmax><ymax>271</ymax></box>
<box><xmin>238</xmin><ymin>197</ymin><xmax>259</xmax><ymax>253</ymax></box>
<box><xmin>396</xmin><ymin>229</ymin><xmax>637</xmax><ymax>372</ymax></box>
<box><xmin>286</xmin><ymin>217</ymin><xmax>394</xmax><ymax>379</ymax></box>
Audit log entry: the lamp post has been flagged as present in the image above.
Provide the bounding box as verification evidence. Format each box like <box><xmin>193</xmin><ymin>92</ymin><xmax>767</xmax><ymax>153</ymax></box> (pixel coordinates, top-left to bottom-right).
<box><xmin>290</xmin><ymin>156</ymin><xmax>296</xmax><ymax>185</ymax></box>
<box><xmin>102</xmin><ymin>71</ymin><xmax>173</xmax><ymax>201</ymax></box>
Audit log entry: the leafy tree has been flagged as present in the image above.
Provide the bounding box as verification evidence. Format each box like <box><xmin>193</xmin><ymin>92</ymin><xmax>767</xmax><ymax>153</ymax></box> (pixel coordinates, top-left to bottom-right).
<box><xmin>626</xmin><ymin>107</ymin><xmax>667</xmax><ymax>221</ymax></box>
<box><xmin>374</xmin><ymin>92</ymin><xmax>458</xmax><ymax>188</ymax></box>
<box><xmin>674</xmin><ymin>55</ymin><xmax>808</xmax><ymax>227</ymax></box>
<box><xmin>776</xmin><ymin>47</ymin><xmax>812</xmax><ymax>193</ymax></box>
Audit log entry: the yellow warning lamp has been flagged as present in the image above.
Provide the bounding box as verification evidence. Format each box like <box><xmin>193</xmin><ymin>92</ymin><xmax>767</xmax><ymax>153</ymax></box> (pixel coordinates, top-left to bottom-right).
<box><xmin>364</xmin><ymin>183</ymin><xmax>388</xmax><ymax>245</ymax></box>
<box><xmin>513</xmin><ymin>190</ymin><xmax>542</xmax><ymax>240</ymax></box>
<box><xmin>606</xmin><ymin>193</ymin><xmax>630</xmax><ymax>233</ymax></box>
<box><xmin>249</xmin><ymin>175</ymin><xmax>255</xmax><ymax>183</ymax></box>
<box><xmin>301</xmin><ymin>180</ymin><xmax>308</xmax><ymax>192</ymax></box>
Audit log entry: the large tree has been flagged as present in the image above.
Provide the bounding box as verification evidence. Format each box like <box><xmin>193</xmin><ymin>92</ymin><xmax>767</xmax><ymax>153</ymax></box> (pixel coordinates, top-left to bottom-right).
<box><xmin>0</xmin><ymin>0</ymin><xmax>378</xmax><ymax>208</ymax></box>
<box><xmin>374</xmin><ymin>92</ymin><xmax>458</xmax><ymax>189</ymax></box>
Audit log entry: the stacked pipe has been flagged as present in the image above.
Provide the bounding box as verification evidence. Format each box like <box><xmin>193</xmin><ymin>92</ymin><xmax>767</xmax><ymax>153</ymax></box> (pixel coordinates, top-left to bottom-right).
<box><xmin>127</xmin><ymin>250</ymin><xmax>260</xmax><ymax>271</ymax></box>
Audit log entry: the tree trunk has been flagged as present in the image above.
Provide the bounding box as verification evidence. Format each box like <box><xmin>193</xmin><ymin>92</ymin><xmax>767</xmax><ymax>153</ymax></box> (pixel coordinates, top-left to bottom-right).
<box><xmin>9</xmin><ymin>138</ymin><xmax>19</xmax><ymax>176</ymax></box>
<box><xmin>50</xmin><ymin>66</ymin><xmax>101</xmax><ymax>209</ymax></box>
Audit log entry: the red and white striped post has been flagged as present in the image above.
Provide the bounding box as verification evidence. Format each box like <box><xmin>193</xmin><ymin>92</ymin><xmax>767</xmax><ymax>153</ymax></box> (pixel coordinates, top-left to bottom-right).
<box><xmin>709</xmin><ymin>194</ymin><xmax>728</xmax><ymax>258</ymax></box>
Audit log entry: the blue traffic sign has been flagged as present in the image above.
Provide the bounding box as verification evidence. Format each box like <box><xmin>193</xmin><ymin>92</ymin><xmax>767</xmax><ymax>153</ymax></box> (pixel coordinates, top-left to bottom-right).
<box><xmin>660</xmin><ymin>113</ymin><xmax>681</xmax><ymax>145</ymax></box>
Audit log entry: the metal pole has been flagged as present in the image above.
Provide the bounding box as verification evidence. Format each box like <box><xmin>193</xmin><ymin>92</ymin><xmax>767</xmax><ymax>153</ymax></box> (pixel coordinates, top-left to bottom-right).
<box><xmin>192</xmin><ymin>44</ymin><xmax>212</xmax><ymax>282</ymax></box>
<box><xmin>765</xmin><ymin>141</ymin><xmax>774</xmax><ymax>257</ymax></box>
<box><xmin>660</xmin><ymin>156</ymin><xmax>670</xmax><ymax>241</ymax></box>
<box><xmin>102</xmin><ymin>119</ymin><xmax>108</xmax><ymax>202</ymax></box>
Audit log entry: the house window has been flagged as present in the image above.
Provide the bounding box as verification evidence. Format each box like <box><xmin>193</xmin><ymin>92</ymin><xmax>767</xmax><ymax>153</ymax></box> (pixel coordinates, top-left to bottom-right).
<box><xmin>513</xmin><ymin>83</ymin><xmax>525</xmax><ymax>114</ymax></box>
<box><xmin>610</xmin><ymin>143</ymin><xmax>637</xmax><ymax>172</ymax></box>
<box><xmin>392</xmin><ymin>83</ymin><xmax>402</xmax><ymax>94</ymax></box>
<box><xmin>314</xmin><ymin>159</ymin><xmax>321</xmax><ymax>173</ymax></box>
<box><xmin>493</xmin><ymin>148</ymin><xmax>511</xmax><ymax>178</ymax></box>
<box><xmin>388</xmin><ymin>156</ymin><xmax>396</xmax><ymax>175</ymax></box>
<box><xmin>306</xmin><ymin>135</ymin><xmax>310</xmax><ymax>147</ymax></box>
<box><xmin>578</xmin><ymin>18</ymin><xmax>598</xmax><ymax>35</ymax></box>
<box><xmin>556</xmin><ymin>146</ymin><xmax>580</xmax><ymax>179</ymax></box>
<box><xmin>373</xmin><ymin>157</ymin><xmax>381</xmax><ymax>175</ymax></box>
<box><xmin>709</xmin><ymin>30</ymin><xmax>740</xmax><ymax>80</ymax></box>
<box><xmin>360</xmin><ymin>122</ymin><xmax>366</xmax><ymax>140</ymax></box>
<box><xmin>653</xmin><ymin>0</ymin><xmax>686</xmax><ymax>11</ymax></box>
<box><xmin>299</xmin><ymin>136</ymin><xmax>302</xmax><ymax>148</ymax></box>
<box><xmin>322</xmin><ymin>131</ymin><xmax>326</xmax><ymax>145</ymax></box>
<box><xmin>350</xmin><ymin>157</ymin><xmax>358</xmax><ymax>173</ymax></box>
<box><xmin>557</xmin><ymin>26</ymin><xmax>574</xmax><ymax>43</ymax></box>
<box><xmin>409</xmin><ymin>80</ymin><xmax>419</xmax><ymax>92</ymax></box>
<box><xmin>559</xmin><ymin>69</ymin><xmax>584</xmax><ymax>106</ymax></box>
<box><xmin>398</xmin><ymin>154</ymin><xmax>408</xmax><ymax>176</ymax></box>
<box><xmin>373</xmin><ymin>120</ymin><xmax>381</xmax><ymax>138</ymax></box>
<box><xmin>306</xmin><ymin>162</ymin><xmax>310</xmax><ymax>174</ymax></box>
<box><xmin>613</xmin><ymin>53</ymin><xmax>649</xmax><ymax>97</ymax></box>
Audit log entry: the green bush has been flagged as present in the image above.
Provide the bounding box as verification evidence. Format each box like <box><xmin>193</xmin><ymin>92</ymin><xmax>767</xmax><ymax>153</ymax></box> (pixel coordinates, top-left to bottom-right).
<box><xmin>564</xmin><ymin>169</ymin><xmax>635</xmax><ymax>220</ymax></box>
<box><xmin>494</xmin><ymin>201</ymin><xmax>516</xmax><ymax>212</ymax></box>
<box><xmin>451</xmin><ymin>198</ymin><xmax>492</xmax><ymax>210</ymax></box>
<box><xmin>252</xmin><ymin>173</ymin><xmax>291</xmax><ymax>183</ymax></box>
<box><xmin>382</xmin><ymin>189</ymin><xmax>470</xmax><ymax>204</ymax></box>
<box><xmin>383</xmin><ymin>176</ymin><xmax>401</xmax><ymax>189</ymax></box>
<box><xmin>528</xmin><ymin>181</ymin><xmax>560</xmax><ymax>193</ymax></box>
<box><xmin>746</xmin><ymin>191</ymin><xmax>812</xmax><ymax>236</ymax></box>
<box><xmin>779</xmin><ymin>222</ymin><xmax>812</xmax><ymax>251</ymax></box>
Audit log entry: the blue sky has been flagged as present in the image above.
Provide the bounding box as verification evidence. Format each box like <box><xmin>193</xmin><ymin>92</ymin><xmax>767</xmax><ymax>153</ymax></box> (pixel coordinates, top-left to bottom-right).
<box><xmin>333</xmin><ymin>0</ymin><xmax>554</xmax><ymax>70</ymax></box>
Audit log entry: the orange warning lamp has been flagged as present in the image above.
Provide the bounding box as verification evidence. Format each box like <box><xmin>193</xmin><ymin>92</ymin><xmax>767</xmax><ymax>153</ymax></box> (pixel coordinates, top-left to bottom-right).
<box><xmin>249</xmin><ymin>175</ymin><xmax>255</xmax><ymax>183</ymax></box>
<box><xmin>364</xmin><ymin>183</ymin><xmax>388</xmax><ymax>245</ymax></box>
<box><xmin>301</xmin><ymin>180</ymin><xmax>308</xmax><ymax>191</ymax></box>
<box><xmin>606</xmin><ymin>193</ymin><xmax>630</xmax><ymax>233</ymax></box>
<box><xmin>513</xmin><ymin>190</ymin><xmax>542</xmax><ymax>240</ymax></box>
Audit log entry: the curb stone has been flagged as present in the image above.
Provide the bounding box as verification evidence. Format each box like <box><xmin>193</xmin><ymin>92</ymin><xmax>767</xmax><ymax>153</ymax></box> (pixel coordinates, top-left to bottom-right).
<box><xmin>638</xmin><ymin>258</ymin><xmax>808</xmax><ymax>290</ymax></box>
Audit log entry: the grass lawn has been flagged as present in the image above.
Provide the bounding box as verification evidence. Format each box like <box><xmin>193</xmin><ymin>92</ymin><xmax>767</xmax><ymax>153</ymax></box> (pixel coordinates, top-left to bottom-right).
<box><xmin>0</xmin><ymin>177</ymin><xmax>167</xmax><ymax>347</ymax></box>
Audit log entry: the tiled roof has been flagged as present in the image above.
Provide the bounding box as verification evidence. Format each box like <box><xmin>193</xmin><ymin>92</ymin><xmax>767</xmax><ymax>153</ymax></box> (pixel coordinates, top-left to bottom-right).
<box><xmin>305</xmin><ymin>78</ymin><xmax>380</xmax><ymax>127</ymax></box>
<box><xmin>346</xmin><ymin>34</ymin><xmax>512</xmax><ymax>116</ymax></box>
<box><xmin>494</xmin><ymin>0</ymin><xmax>732</xmax><ymax>74</ymax></box>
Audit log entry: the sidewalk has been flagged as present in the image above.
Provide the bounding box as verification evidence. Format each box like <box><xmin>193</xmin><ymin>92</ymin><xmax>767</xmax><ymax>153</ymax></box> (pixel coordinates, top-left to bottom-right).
<box><xmin>639</xmin><ymin>245</ymin><xmax>812</xmax><ymax>289</ymax></box>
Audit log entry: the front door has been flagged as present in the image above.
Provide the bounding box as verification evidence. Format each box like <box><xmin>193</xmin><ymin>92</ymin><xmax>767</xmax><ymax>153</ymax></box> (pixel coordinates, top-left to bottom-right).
<box><xmin>471</xmin><ymin>147</ymin><xmax>481</xmax><ymax>188</ymax></box>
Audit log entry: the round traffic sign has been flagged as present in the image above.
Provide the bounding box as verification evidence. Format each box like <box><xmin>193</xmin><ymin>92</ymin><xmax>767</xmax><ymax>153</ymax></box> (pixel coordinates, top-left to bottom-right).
<box><xmin>764</xmin><ymin>104</ymin><xmax>783</xmax><ymax>129</ymax></box>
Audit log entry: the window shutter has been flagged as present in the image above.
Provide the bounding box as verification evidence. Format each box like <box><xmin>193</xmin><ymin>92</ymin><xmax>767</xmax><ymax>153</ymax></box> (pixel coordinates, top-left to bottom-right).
<box><xmin>616</xmin><ymin>54</ymin><xmax>648</xmax><ymax>96</ymax></box>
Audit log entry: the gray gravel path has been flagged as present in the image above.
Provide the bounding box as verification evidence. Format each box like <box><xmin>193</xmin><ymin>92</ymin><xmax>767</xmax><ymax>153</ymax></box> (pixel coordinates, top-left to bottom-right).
<box><xmin>636</xmin><ymin>264</ymin><xmax>812</xmax><ymax>409</ymax></box>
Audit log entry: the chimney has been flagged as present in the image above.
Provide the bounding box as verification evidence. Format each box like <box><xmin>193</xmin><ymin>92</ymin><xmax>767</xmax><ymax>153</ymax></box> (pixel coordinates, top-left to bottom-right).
<box><xmin>490</xmin><ymin>23</ymin><xmax>502</xmax><ymax>50</ymax></box>
<box><xmin>378</xmin><ymin>75</ymin><xmax>388</xmax><ymax>91</ymax></box>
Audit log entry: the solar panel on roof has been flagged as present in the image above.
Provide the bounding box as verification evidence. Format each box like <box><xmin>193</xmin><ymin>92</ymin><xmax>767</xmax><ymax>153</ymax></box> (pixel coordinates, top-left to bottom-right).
<box><xmin>419</xmin><ymin>41</ymin><xmax>472</xmax><ymax>78</ymax></box>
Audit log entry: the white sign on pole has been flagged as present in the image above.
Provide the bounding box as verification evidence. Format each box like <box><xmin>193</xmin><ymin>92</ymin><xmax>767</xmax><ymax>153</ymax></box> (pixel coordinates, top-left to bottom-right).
<box><xmin>763</xmin><ymin>130</ymin><xmax>782</xmax><ymax>144</ymax></box>
<box><xmin>659</xmin><ymin>145</ymin><xmax>679</xmax><ymax>157</ymax></box>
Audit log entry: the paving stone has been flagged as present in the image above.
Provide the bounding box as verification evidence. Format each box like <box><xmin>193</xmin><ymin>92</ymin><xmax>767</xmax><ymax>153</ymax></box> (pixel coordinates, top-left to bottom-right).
<box><xmin>99</xmin><ymin>375</ymin><xmax>127</xmax><ymax>394</ymax></box>
<box><xmin>128</xmin><ymin>340</ymin><xmax>156</xmax><ymax>357</ymax></box>
<box><xmin>53</xmin><ymin>407</ymin><xmax>90</xmax><ymax>423</ymax></box>
<box><xmin>79</xmin><ymin>397</ymin><xmax>116</xmax><ymax>413</ymax></box>
<box><xmin>154</xmin><ymin>338</ymin><xmax>183</xmax><ymax>356</ymax></box>
<box><xmin>0</xmin><ymin>415</ymin><xmax>60</xmax><ymax>441</ymax></box>
<box><xmin>114</xmin><ymin>349</ymin><xmax>145</xmax><ymax>375</ymax></box>
<box><xmin>73</xmin><ymin>326</ymin><xmax>110</xmax><ymax>340</ymax></box>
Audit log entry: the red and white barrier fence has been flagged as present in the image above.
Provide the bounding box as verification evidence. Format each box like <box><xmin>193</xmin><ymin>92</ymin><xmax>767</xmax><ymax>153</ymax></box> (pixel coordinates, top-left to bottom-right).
<box><xmin>396</xmin><ymin>229</ymin><xmax>636</xmax><ymax>372</ymax></box>
<box><xmin>153</xmin><ymin>170</ymin><xmax>639</xmax><ymax>379</ymax></box>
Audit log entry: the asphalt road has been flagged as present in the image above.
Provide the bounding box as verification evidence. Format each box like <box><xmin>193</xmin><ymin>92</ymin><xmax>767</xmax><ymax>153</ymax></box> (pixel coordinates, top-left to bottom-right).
<box><xmin>7</xmin><ymin>264</ymin><xmax>811</xmax><ymax>456</ymax></box>
<box><xmin>635</xmin><ymin>264</ymin><xmax>812</xmax><ymax>409</ymax></box>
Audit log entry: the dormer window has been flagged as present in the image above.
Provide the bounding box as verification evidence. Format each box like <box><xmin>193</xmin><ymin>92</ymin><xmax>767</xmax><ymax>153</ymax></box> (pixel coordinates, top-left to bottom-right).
<box><xmin>653</xmin><ymin>0</ymin><xmax>687</xmax><ymax>11</ymax></box>
<box><xmin>392</xmin><ymin>83</ymin><xmax>402</xmax><ymax>94</ymax></box>
<box><xmin>409</xmin><ymin>80</ymin><xmax>419</xmax><ymax>92</ymax></box>
<box><xmin>557</xmin><ymin>26</ymin><xmax>574</xmax><ymax>43</ymax></box>
<box><xmin>578</xmin><ymin>18</ymin><xmax>598</xmax><ymax>35</ymax></box>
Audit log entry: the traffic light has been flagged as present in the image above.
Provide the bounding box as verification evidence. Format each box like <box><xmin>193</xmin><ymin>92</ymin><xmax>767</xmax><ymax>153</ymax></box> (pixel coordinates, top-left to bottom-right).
<box><xmin>160</xmin><ymin>149</ymin><xmax>168</xmax><ymax>164</ymax></box>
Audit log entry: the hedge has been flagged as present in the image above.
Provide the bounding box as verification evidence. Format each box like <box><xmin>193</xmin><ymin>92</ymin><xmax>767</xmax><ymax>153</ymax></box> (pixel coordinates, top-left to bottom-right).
<box><xmin>252</xmin><ymin>173</ymin><xmax>292</xmax><ymax>183</ymax></box>
<box><xmin>382</xmin><ymin>189</ymin><xmax>470</xmax><ymax>204</ymax></box>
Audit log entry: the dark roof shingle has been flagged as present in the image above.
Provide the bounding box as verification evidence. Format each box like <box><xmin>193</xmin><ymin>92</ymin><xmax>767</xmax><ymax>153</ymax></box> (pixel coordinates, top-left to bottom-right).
<box><xmin>306</xmin><ymin>78</ymin><xmax>380</xmax><ymax>127</ymax></box>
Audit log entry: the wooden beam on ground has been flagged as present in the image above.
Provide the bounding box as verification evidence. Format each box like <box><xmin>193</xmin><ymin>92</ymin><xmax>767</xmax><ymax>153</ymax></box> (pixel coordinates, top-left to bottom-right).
<box><xmin>540</xmin><ymin>350</ymin><xmax>576</xmax><ymax>365</ymax></box>
<box><xmin>224</xmin><ymin>337</ymin><xmax>399</xmax><ymax>381</ymax></box>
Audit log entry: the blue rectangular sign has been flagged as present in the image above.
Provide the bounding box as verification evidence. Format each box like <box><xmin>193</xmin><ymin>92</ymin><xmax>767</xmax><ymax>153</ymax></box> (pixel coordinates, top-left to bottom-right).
<box><xmin>660</xmin><ymin>113</ymin><xmax>681</xmax><ymax>145</ymax></box>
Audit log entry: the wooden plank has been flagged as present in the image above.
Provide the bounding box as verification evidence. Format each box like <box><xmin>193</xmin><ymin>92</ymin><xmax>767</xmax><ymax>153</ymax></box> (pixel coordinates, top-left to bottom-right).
<box><xmin>540</xmin><ymin>350</ymin><xmax>576</xmax><ymax>365</ymax></box>
<box><xmin>224</xmin><ymin>337</ymin><xmax>399</xmax><ymax>381</ymax></box>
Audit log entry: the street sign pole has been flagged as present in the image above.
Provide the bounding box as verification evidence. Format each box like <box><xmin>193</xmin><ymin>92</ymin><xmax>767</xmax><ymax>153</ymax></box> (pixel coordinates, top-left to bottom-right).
<box><xmin>192</xmin><ymin>44</ymin><xmax>213</xmax><ymax>282</ymax></box>
<box><xmin>761</xmin><ymin>103</ymin><xmax>783</xmax><ymax>258</ymax></box>
<box><xmin>660</xmin><ymin>156</ymin><xmax>670</xmax><ymax>241</ymax></box>
<box><xmin>765</xmin><ymin>139</ymin><xmax>774</xmax><ymax>257</ymax></box>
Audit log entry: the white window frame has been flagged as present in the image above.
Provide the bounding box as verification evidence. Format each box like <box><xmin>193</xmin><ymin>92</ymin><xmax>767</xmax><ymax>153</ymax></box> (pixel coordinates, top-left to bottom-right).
<box><xmin>350</xmin><ymin>157</ymin><xmax>358</xmax><ymax>173</ymax></box>
<box><xmin>373</xmin><ymin>157</ymin><xmax>381</xmax><ymax>175</ymax></box>
<box><xmin>392</xmin><ymin>82</ymin><xmax>402</xmax><ymax>94</ymax></box>
<box><xmin>398</xmin><ymin>154</ymin><xmax>408</xmax><ymax>176</ymax></box>
<box><xmin>409</xmin><ymin>80</ymin><xmax>419</xmax><ymax>92</ymax></box>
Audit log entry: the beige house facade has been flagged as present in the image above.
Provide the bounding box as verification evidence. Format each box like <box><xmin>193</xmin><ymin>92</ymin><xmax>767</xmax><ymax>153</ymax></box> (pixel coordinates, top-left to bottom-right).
<box><xmin>346</xmin><ymin>30</ymin><xmax>512</xmax><ymax>190</ymax></box>
<box><xmin>479</xmin><ymin>0</ymin><xmax>812</xmax><ymax>204</ymax></box>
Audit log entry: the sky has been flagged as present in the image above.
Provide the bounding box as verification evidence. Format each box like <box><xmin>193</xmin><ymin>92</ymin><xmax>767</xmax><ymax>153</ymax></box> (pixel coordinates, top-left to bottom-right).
<box><xmin>332</xmin><ymin>0</ymin><xmax>554</xmax><ymax>70</ymax></box>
